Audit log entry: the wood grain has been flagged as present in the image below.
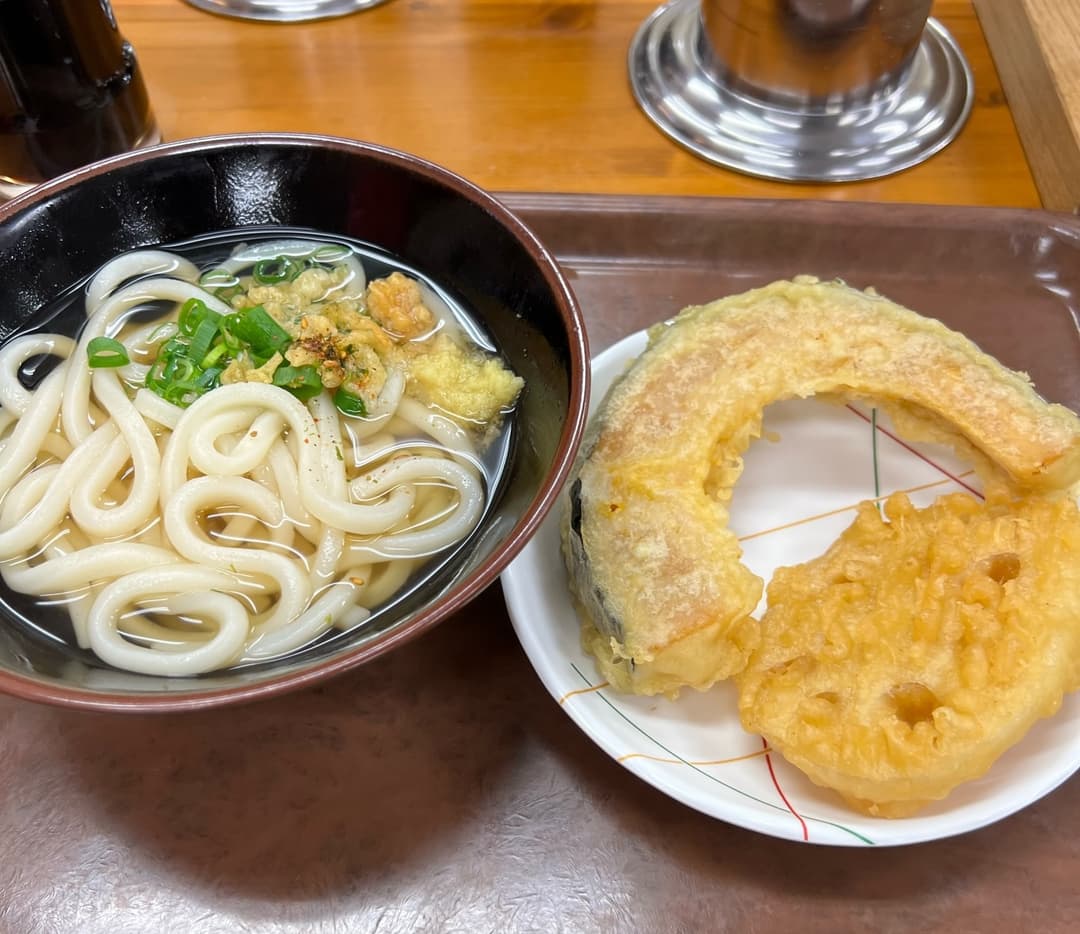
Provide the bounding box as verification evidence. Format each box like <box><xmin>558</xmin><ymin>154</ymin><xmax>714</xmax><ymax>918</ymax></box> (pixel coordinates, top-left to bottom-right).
<box><xmin>110</xmin><ymin>0</ymin><xmax>1042</xmax><ymax>207</ymax></box>
<box><xmin>973</xmin><ymin>0</ymin><xmax>1080</xmax><ymax>212</ymax></box>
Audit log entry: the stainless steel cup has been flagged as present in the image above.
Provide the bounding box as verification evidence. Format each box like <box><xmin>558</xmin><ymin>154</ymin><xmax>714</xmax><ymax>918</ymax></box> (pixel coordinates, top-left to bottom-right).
<box><xmin>628</xmin><ymin>0</ymin><xmax>972</xmax><ymax>181</ymax></box>
<box><xmin>700</xmin><ymin>0</ymin><xmax>934</xmax><ymax>106</ymax></box>
<box><xmin>0</xmin><ymin>0</ymin><xmax>160</xmax><ymax>200</ymax></box>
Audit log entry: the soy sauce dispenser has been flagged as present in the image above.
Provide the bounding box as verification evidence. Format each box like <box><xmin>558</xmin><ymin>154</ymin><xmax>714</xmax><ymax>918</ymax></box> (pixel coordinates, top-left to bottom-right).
<box><xmin>0</xmin><ymin>0</ymin><xmax>159</xmax><ymax>200</ymax></box>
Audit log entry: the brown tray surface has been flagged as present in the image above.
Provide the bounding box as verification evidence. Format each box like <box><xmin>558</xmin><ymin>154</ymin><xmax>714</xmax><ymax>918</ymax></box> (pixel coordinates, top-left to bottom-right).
<box><xmin>2</xmin><ymin>194</ymin><xmax>1078</xmax><ymax>932</ymax></box>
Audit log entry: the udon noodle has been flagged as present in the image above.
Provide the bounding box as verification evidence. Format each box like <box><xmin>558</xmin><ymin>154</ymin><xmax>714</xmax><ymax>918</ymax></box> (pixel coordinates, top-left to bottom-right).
<box><xmin>0</xmin><ymin>238</ymin><xmax>522</xmax><ymax>676</ymax></box>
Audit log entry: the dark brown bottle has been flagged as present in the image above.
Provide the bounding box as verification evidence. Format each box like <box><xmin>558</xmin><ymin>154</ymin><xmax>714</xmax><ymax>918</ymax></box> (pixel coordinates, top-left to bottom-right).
<box><xmin>0</xmin><ymin>0</ymin><xmax>158</xmax><ymax>198</ymax></box>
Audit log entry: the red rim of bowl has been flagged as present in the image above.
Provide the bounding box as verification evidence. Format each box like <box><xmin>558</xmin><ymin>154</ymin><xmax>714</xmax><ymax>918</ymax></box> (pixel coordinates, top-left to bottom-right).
<box><xmin>0</xmin><ymin>132</ymin><xmax>590</xmax><ymax>712</ymax></box>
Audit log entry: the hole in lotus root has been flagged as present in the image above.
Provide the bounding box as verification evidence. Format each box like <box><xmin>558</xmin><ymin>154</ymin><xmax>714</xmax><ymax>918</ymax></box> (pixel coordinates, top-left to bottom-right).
<box><xmin>980</xmin><ymin>551</ymin><xmax>1021</xmax><ymax>584</ymax></box>
<box><xmin>888</xmin><ymin>681</ymin><xmax>941</xmax><ymax>727</ymax></box>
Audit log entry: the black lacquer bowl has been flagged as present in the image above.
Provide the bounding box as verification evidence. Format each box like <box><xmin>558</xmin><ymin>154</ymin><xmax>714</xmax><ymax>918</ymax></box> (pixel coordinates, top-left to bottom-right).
<box><xmin>0</xmin><ymin>133</ymin><xmax>588</xmax><ymax>711</ymax></box>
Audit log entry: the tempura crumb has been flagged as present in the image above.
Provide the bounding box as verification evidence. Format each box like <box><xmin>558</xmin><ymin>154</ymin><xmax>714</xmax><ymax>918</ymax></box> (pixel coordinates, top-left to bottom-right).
<box><xmin>407</xmin><ymin>333</ymin><xmax>523</xmax><ymax>425</ymax></box>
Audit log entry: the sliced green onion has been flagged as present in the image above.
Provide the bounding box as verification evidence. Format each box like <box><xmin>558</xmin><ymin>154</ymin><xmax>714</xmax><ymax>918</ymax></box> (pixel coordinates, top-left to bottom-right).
<box><xmin>160</xmin><ymin>336</ymin><xmax>189</xmax><ymax>359</ymax></box>
<box><xmin>220</xmin><ymin>313</ymin><xmax>244</xmax><ymax>351</ymax></box>
<box><xmin>333</xmin><ymin>386</ymin><xmax>367</xmax><ymax>417</ymax></box>
<box><xmin>252</xmin><ymin>256</ymin><xmax>301</xmax><ymax>285</ymax></box>
<box><xmin>177</xmin><ymin>298</ymin><xmax>211</xmax><ymax>336</ymax></box>
<box><xmin>163</xmin><ymin>382</ymin><xmax>199</xmax><ymax>406</ymax></box>
<box><xmin>231</xmin><ymin>306</ymin><xmax>291</xmax><ymax>355</ymax></box>
<box><xmin>188</xmin><ymin>312</ymin><xmax>223</xmax><ymax>363</ymax></box>
<box><xmin>164</xmin><ymin>355</ymin><xmax>197</xmax><ymax>384</ymax></box>
<box><xmin>201</xmin><ymin>341</ymin><xmax>230</xmax><ymax>369</ymax></box>
<box><xmin>273</xmin><ymin>364</ymin><xmax>322</xmax><ymax>401</ymax></box>
<box><xmin>86</xmin><ymin>336</ymin><xmax>130</xmax><ymax>368</ymax></box>
<box><xmin>195</xmin><ymin>367</ymin><xmax>223</xmax><ymax>390</ymax></box>
<box><xmin>145</xmin><ymin>359</ymin><xmax>169</xmax><ymax>391</ymax></box>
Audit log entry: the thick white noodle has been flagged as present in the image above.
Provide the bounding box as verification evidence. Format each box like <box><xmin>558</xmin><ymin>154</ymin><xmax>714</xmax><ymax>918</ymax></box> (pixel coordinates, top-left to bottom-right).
<box><xmin>163</xmin><ymin>475</ymin><xmax>313</xmax><ymax>636</ymax></box>
<box><xmin>64</xmin><ymin>369</ymin><xmax>162</xmax><ymax>539</ymax></box>
<box><xmin>308</xmin><ymin>391</ymin><xmax>347</xmax><ymax>588</ymax></box>
<box><xmin>0</xmin><ymin>476</ymin><xmax>107</xmax><ymax>650</ymax></box>
<box><xmin>395</xmin><ymin>397</ymin><xmax>478</xmax><ymax>460</ymax></box>
<box><xmin>265</xmin><ymin>439</ymin><xmax>320</xmax><ymax>544</ymax></box>
<box><xmin>218</xmin><ymin>239</ymin><xmax>330</xmax><ymax>270</ymax></box>
<box><xmin>85</xmin><ymin>249</ymin><xmax>200</xmax><ymax>311</ymax></box>
<box><xmin>0</xmin><ymin>366</ymin><xmax>66</xmax><ymax>494</ymax></box>
<box><xmin>0</xmin><ymin>245</ymin><xmax>496</xmax><ymax>677</ymax></box>
<box><xmin>87</xmin><ymin>566</ymin><xmax>249</xmax><ymax>675</ymax></box>
<box><xmin>2</xmin><ymin>543</ymin><xmax>179</xmax><ymax>594</ymax></box>
<box><xmin>0</xmin><ymin>461</ymin><xmax>58</xmax><ymax>528</ymax></box>
<box><xmin>133</xmin><ymin>387</ymin><xmax>182</xmax><ymax>430</ymax></box>
<box><xmin>188</xmin><ymin>408</ymin><xmax>284</xmax><ymax>477</ymax></box>
<box><xmin>243</xmin><ymin>577</ymin><xmax>369</xmax><ymax>660</ymax></box>
<box><xmin>117</xmin><ymin>319</ymin><xmax>179</xmax><ymax>384</ymax></box>
<box><xmin>0</xmin><ymin>419</ymin><xmax>116</xmax><ymax>559</ymax></box>
<box><xmin>336</xmin><ymin>255</ymin><xmax>367</xmax><ymax>300</ymax></box>
<box><xmin>162</xmin><ymin>383</ymin><xmax>418</xmax><ymax>534</ymax></box>
<box><xmin>217</xmin><ymin>241</ymin><xmax>366</xmax><ymax>300</ymax></box>
<box><xmin>0</xmin><ymin>334</ymin><xmax>75</xmax><ymax>416</ymax></box>
<box><xmin>347</xmin><ymin>456</ymin><xmax>484</xmax><ymax>559</ymax></box>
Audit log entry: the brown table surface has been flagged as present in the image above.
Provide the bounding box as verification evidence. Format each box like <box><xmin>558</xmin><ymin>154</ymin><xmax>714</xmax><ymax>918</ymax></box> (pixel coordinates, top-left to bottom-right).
<box><xmin>4</xmin><ymin>2</ymin><xmax>1078</xmax><ymax>932</ymax></box>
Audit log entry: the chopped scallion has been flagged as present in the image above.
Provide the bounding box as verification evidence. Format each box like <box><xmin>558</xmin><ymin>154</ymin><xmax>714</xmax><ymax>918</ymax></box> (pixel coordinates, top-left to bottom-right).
<box><xmin>188</xmin><ymin>312</ymin><xmax>223</xmax><ymax>364</ymax></box>
<box><xmin>86</xmin><ymin>336</ymin><xmax>130</xmax><ymax>368</ymax></box>
<box><xmin>230</xmin><ymin>306</ymin><xmax>291</xmax><ymax>355</ymax></box>
<box><xmin>333</xmin><ymin>386</ymin><xmax>367</xmax><ymax>417</ymax></box>
<box><xmin>272</xmin><ymin>364</ymin><xmax>322</xmax><ymax>401</ymax></box>
<box><xmin>178</xmin><ymin>298</ymin><xmax>211</xmax><ymax>337</ymax></box>
<box><xmin>252</xmin><ymin>256</ymin><xmax>301</xmax><ymax>285</ymax></box>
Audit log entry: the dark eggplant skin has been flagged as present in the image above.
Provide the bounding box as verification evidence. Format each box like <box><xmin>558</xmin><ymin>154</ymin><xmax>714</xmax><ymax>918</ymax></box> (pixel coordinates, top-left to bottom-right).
<box><xmin>564</xmin><ymin>476</ymin><xmax>625</xmax><ymax>644</ymax></box>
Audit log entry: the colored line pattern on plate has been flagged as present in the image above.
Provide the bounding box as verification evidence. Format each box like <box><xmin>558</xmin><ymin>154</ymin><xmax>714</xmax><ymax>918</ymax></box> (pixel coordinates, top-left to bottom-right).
<box><xmin>617</xmin><ymin>748</ymin><xmax>768</xmax><ymax>767</ymax></box>
<box><xmin>762</xmin><ymin>737</ymin><xmax>809</xmax><ymax>842</ymax></box>
<box><xmin>736</xmin><ymin>471</ymin><xmax>972</xmax><ymax>543</ymax></box>
<box><xmin>567</xmin><ymin>663</ymin><xmax>876</xmax><ymax>846</ymax></box>
<box><xmin>846</xmin><ymin>403</ymin><xmax>984</xmax><ymax>499</ymax></box>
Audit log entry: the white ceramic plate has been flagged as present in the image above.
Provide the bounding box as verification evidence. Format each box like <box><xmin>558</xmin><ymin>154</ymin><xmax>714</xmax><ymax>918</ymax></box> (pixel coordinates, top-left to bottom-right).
<box><xmin>502</xmin><ymin>329</ymin><xmax>1080</xmax><ymax>847</ymax></box>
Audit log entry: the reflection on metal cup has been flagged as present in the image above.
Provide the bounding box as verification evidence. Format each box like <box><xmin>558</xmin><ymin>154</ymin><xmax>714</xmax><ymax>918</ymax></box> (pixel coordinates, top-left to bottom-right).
<box><xmin>181</xmin><ymin>0</ymin><xmax>392</xmax><ymax>23</ymax></box>
<box><xmin>0</xmin><ymin>0</ymin><xmax>160</xmax><ymax>200</ymax></box>
<box><xmin>701</xmin><ymin>0</ymin><xmax>934</xmax><ymax>106</ymax></box>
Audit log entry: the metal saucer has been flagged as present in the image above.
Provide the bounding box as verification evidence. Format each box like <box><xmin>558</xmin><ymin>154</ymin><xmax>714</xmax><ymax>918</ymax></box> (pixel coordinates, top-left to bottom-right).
<box><xmin>628</xmin><ymin>0</ymin><xmax>974</xmax><ymax>182</ymax></box>
<box><xmin>182</xmin><ymin>0</ymin><xmax>390</xmax><ymax>22</ymax></box>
